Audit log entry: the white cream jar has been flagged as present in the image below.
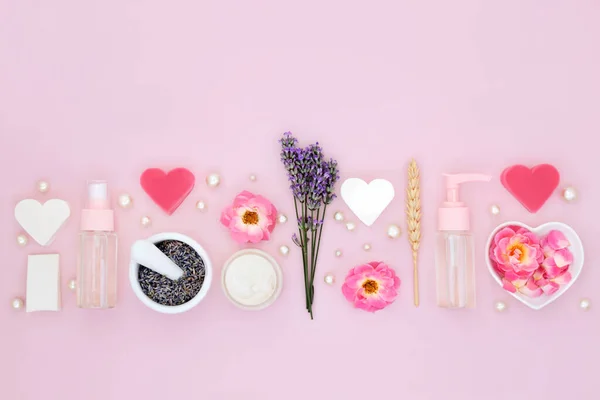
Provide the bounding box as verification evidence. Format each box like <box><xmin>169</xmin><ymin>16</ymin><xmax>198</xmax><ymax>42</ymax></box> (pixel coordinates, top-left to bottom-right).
<box><xmin>222</xmin><ymin>249</ymin><xmax>282</xmax><ymax>310</ymax></box>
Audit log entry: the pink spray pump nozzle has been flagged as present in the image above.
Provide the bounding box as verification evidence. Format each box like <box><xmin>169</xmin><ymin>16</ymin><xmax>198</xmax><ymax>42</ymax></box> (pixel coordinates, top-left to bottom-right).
<box><xmin>81</xmin><ymin>181</ymin><xmax>115</xmax><ymax>232</ymax></box>
<box><xmin>87</xmin><ymin>181</ymin><xmax>109</xmax><ymax>209</ymax></box>
<box><xmin>439</xmin><ymin>173</ymin><xmax>491</xmax><ymax>231</ymax></box>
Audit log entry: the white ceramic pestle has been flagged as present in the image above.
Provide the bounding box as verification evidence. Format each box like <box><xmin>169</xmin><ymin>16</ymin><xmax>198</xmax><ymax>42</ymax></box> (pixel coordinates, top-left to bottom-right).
<box><xmin>131</xmin><ymin>239</ymin><xmax>184</xmax><ymax>280</ymax></box>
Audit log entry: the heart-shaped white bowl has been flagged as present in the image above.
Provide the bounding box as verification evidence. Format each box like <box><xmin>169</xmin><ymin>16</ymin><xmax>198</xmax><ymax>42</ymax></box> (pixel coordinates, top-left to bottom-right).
<box><xmin>485</xmin><ymin>221</ymin><xmax>584</xmax><ymax>310</ymax></box>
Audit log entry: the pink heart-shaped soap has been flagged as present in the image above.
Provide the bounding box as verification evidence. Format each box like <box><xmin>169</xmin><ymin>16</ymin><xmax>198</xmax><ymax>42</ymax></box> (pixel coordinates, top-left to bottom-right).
<box><xmin>140</xmin><ymin>168</ymin><xmax>195</xmax><ymax>215</ymax></box>
<box><xmin>501</xmin><ymin>164</ymin><xmax>560</xmax><ymax>213</ymax></box>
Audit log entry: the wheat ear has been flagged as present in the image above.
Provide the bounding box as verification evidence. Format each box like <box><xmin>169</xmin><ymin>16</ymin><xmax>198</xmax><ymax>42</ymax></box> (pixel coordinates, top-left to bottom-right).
<box><xmin>406</xmin><ymin>159</ymin><xmax>422</xmax><ymax>307</ymax></box>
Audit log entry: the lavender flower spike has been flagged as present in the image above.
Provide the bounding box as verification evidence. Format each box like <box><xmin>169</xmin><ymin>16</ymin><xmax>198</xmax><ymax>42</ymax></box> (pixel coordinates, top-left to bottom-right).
<box><xmin>323</xmin><ymin>159</ymin><xmax>340</xmax><ymax>205</ymax></box>
<box><xmin>280</xmin><ymin>132</ymin><xmax>307</xmax><ymax>201</ymax></box>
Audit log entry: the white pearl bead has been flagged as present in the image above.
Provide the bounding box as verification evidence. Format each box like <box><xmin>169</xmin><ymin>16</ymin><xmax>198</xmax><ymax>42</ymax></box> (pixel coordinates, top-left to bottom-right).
<box><xmin>334</xmin><ymin>211</ymin><xmax>344</xmax><ymax>222</ymax></box>
<box><xmin>580</xmin><ymin>298</ymin><xmax>591</xmax><ymax>311</ymax></box>
<box><xmin>345</xmin><ymin>221</ymin><xmax>356</xmax><ymax>231</ymax></box>
<box><xmin>363</xmin><ymin>243</ymin><xmax>371</xmax><ymax>251</ymax></box>
<box><xmin>249</xmin><ymin>174</ymin><xmax>257</xmax><ymax>182</ymax></box>
<box><xmin>17</xmin><ymin>234</ymin><xmax>28</xmax><ymax>246</ymax></box>
<box><xmin>495</xmin><ymin>301</ymin><xmax>507</xmax><ymax>312</ymax></box>
<box><xmin>11</xmin><ymin>298</ymin><xmax>24</xmax><ymax>310</ymax></box>
<box><xmin>387</xmin><ymin>224</ymin><xmax>401</xmax><ymax>239</ymax></box>
<box><xmin>324</xmin><ymin>274</ymin><xmax>335</xmax><ymax>285</ymax></box>
<box><xmin>335</xmin><ymin>249</ymin><xmax>343</xmax><ymax>257</ymax></box>
<box><xmin>37</xmin><ymin>180</ymin><xmax>50</xmax><ymax>193</ymax></box>
<box><xmin>140</xmin><ymin>216</ymin><xmax>152</xmax><ymax>228</ymax></box>
<box><xmin>490</xmin><ymin>205</ymin><xmax>500</xmax><ymax>215</ymax></box>
<box><xmin>68</xmin><ymin>279</ymin><xmax>77</xmax><ymax>291</ymax></box>
<box><xmin>195</xmin><ymin>200</ymin><xmax>207</xmax><ymax>211</ymax></box>
<box><xmin>118</xmin><ymin>194</ymin><xmax>132</xmax><ymax>208</ymax></box>
<box><xmin>277</xmin><ymin>214</ymin><xmax>288</xmax><ymax>224</ymax></box>
<box><xmin>206</xmin><ymin>173</ymin><xmax>221</xmax><ymax>188</ymax></box>
<box><xmin>279</xmin><ymin>245</ymin><xmax>290</xmax><ymax>256</ymax></box>
<box><xmin>562</xmin><ymin>187</ymin><xmax>577</xmax><ymax>202</ymax></box>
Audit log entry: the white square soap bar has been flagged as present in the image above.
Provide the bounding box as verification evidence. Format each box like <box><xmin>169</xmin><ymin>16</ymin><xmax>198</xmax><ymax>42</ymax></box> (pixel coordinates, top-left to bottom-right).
<box><xmin>26</xmin><ymin>254</ymin><xmax>61</xmax><ymax>312</ymax></box>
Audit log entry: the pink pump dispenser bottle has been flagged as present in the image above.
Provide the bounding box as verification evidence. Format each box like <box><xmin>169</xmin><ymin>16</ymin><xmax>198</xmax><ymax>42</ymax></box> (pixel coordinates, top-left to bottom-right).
<box><xmin>436</xmin><ymin>173</ymin><xmax>491</xmax><ymax>308</ymax></box>
<box><xmin>77</xmin><ymin>181</ymin><xmax>118</xmax><ymax>309</ymax></box>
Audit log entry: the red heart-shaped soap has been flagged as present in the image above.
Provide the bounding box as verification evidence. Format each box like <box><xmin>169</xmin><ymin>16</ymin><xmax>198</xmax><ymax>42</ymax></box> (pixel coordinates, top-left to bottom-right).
<box><xmin>140</xmin><ymin>168</ymin><xmax>195</xmax><ymax>215</ymax></box>
<box><xmin>501</xmin><ymin>164</ymin><xmax>560</xmax><ymax>213</ymax></box>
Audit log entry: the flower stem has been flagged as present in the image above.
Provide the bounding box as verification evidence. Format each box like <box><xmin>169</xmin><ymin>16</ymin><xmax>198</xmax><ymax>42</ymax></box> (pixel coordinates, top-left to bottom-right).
<box><xmin>310</xmin><ymin>204</ymin><xmax>327</xmax><ymax>303</ymax></box>
<box><xmin>309</xmin><ymin>207</ymin><xmax>319</xmax><ymax>298</ymax></box>
<box><xmin>308</xmin><ymin>208</ymin><xmax>319</xmax><ymax>311</ymax></box>
<box><xmin>302</xmin><ymin>201</ymin><xmax>313</xmax><ymax>318</ymax></box>
<box><xmin>310</xmin><ymin>204</ymin><xmax>327</xmax><ymax>301</ymax></box>
<box><xmin>294</xmin><ymin>198</ymin><xmax>310</xmax><ymax>312</ymax></box>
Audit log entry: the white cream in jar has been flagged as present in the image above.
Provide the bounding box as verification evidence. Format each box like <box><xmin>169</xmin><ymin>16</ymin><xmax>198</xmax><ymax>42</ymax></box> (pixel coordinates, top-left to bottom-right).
<box><xmin>222</xmin><ymin>249</ymin><xmax>282</xmax><ymax>309</ymax></box>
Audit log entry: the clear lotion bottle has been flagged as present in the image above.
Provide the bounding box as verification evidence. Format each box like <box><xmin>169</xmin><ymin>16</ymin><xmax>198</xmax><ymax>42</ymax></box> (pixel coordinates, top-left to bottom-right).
<box><xmin>436</xmin><ymin>173</ymin><xmax>491</xmax><ymax>308</ymax></box>
<box><xmin>77</xmin><ymin>181</ymin><xmax>118</xmax><ymax>309</ymax></box>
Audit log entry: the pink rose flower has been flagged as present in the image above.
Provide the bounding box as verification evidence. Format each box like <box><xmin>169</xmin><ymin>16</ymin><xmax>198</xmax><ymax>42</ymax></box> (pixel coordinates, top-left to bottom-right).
<box><xmin>341</xmin><ymin>261</ymin><xmax>400</xmax><ymax>312</ymax></box>
<box><xmin>220</xmin><ymin>190</ymin><xmax>277</xmax><ymax>244</ymax></box>
<box><xmin>490</xmin><ymin>227</ymin><xmax>543</xmax><ymax>278</ymax></box>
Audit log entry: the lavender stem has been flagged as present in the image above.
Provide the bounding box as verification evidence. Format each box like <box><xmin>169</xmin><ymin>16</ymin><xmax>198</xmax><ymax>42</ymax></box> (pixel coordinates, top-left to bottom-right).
<box><xmin>310</xmin><ymin>204</ymin><xmax>326</xmax><ymax>303</ymax></box>
<box><xmin>302</xmin><ymin>201</ymin><xmax>313</xmax><ymax>319</ymax></box>
<box><xmin>294</xmin><ymin>198</ymin><xmax>310</xmax><ymax>312</ymax></box>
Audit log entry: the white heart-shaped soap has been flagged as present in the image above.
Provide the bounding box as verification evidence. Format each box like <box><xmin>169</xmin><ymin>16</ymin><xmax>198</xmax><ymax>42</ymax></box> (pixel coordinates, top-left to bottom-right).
<box><xmin>15</xmin><ymin>199</ymin><xmax>71</xmax><ymax>246</ymax></box>
<box><xmin>485</xmin><ymin>221</ymin><xmax>584</xmax><ymax>310</ymax></box>
<box><xmin>341</xmin><ymin>178</ymin><xmax>395</xmax><ymax>226</ymax></box>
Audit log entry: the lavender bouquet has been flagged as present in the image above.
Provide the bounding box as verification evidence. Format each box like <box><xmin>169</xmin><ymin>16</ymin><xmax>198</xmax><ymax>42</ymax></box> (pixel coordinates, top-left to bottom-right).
<box><xmin>279</xmin><ymin>132</ymin><xmax>339</xmax><ymax>319</ymax></box>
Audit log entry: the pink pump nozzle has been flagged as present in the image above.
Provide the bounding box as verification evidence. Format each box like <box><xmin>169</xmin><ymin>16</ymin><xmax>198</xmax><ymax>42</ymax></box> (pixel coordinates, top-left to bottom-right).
<box><xmin>444</xmin><ymin>173</ymin><xmax>492</xmax><ymax>204</ymax></box>
<box><xmin>439</xmin><ymin>173</ymin><xmax>491</xmax><ymax>231</ymax></box>
<box><xmin>81</xmin><ymin>181</ymin><xmax>115</xmax><ymax>232</ymax></box>
<box><xmin>87</xmin><ymin>181</ymin><xmax>109</xmax><ymax>209</ymax></box>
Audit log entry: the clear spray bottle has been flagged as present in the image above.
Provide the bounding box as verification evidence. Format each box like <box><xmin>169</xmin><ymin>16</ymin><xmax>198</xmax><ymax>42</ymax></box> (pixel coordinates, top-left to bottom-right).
<box><xmin>436</xmin><ymin>173</ymin><xmax>491</xmax><ymax>308</ymax></box>
<box><xmin>77</xmin><ymin>181</ymin><xmax>118</xmax><ymax>309</ymax></box>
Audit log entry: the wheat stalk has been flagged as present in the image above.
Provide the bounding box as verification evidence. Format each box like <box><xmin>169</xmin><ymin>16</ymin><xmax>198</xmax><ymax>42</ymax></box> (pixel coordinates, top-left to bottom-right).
<box><xmin>406</xmin><ymin>159</ymin><xmax>422</xmax><ymax>307</ymax></box>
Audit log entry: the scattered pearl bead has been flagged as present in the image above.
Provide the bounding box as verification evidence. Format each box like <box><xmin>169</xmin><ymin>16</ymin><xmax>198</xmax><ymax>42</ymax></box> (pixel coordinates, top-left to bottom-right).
<box><xmin>490</xmin><ymin>204</ymin><xmax>500</xmax><ymax>215</ymax></box>
<box><xmin>387</xmin><ymin>224</ymin><xmax>401</xmax><ymax>239</ymax></box>
<box><xmin>195</xmin><ymin>200</ymin><xmax>207</xmax><ymax>211</ymax></box>
<box><xmin>249</xmin><ymin>174</ymin><xmax>257</xmax><ymax>182</ymax></box>
<box><xmin>11</xmin><ymin>298</ymin><xmax>24</xmax><ymax>310</ymax></box>
<box><xmin>324</xmin><ymin>274</ymin><xmax>335</xmax><ymax>285</ymax></box>
<box><xmin>363</xmin><ymin>243</ymin><xmax>371</xmax><ymax>251</ymax></box>
<box><xmin>17</xmin><ymin>234</ymin><xmax>28</xmax><ymax>246</ymax></box>
<box><xmin>68</xmin><ymin>279</ymin><xmax>77</xmax><ymax>291</ymax></box>
<box><xmin>37</xmin><ymin>180</ymin><xmax>50</xmax><ymax>193</ymax></box>
<box><xmin>335</xmin><ymin>249</ymin><xmax>343</xmax><ymax>257</ymax></box>
<box><xmin>118</xmin><ymin>194</ymin><xmax>133</xmax><ymax>208</ymax></box>
<box><xmin>279</xmin><ymin>245</ymin><xmax>290</xmax><ymax>256</ymax></box>
<box><xmin>333</xmin><ymin>211</ymin><xmax>344</xmax><ymax>222</ymax></box>
<box><xmin>206</xmin><ymin>173</ymin><xmax>221</xmax><ymax>188</ymax></box>
<box><xmin>140</xmin><ymin>216</ymin><xmax>152</xmax><ymax>228</ymax></box>
<box><xmin>495</xmin><ymin>301</ymin><xmax>507</xmax><ymax>312</ymax></box>
<box><xmin>277</xmin><ymin>214</ymin><xmax>288</xmax><ymax>224</ymax></box>
<box><xmin>562</xmin><ymin>186</ymin><xmax>577</xmax><ymax>202</ymax></box>
<box><xmin>580</xmin><ymin>298</ymin><xmax>591</xmax><ymax>311</ymax></box>
<box><xmin>345</xmin><ymin>221</ymin><xmax>356</xmax><ymax>231</ymax></box>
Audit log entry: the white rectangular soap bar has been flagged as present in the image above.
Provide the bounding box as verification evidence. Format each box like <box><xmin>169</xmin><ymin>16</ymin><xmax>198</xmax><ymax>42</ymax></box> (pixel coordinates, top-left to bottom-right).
<box><xmin>26</xmin><ymin>254</ymin><xmax>61</xmax><ymax>312</ymax></box>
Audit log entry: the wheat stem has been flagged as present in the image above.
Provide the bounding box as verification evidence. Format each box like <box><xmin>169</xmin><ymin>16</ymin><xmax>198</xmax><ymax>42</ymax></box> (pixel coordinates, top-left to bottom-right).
<box><xmin>406</xmin><ymin>159</ymin><xmax>422</xmax><ymax>307</ymax></box>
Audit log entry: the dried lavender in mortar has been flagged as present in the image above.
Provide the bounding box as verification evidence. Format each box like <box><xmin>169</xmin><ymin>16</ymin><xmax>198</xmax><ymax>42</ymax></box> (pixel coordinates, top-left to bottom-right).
<box><xmin>138</xmin><ymin>240</ymin><xmax>206</xmax><ymax>306</ymax></box>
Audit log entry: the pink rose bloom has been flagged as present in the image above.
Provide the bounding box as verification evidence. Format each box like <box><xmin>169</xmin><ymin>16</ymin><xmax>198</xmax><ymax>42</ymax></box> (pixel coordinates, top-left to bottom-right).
<box><xmin>490</xmin><ymin>226</ymin><xmax>543</xmax><ymax>279</ymax></box>
<box><xmin>341</xmin><ymin>261</ymin><xmax>400</xmax><ymax>312</ymax></box>
<box><xmin>220</xmin><ymin>191</ymin><xmax>277</xmax><ymax>243</ymax></box>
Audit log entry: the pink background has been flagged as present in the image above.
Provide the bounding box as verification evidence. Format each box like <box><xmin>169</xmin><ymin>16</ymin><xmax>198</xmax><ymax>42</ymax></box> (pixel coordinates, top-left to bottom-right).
<box><xmin>1</xmin><ymin>1</ymin><xmax>599</xmax><ymax>399</ymax></box>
